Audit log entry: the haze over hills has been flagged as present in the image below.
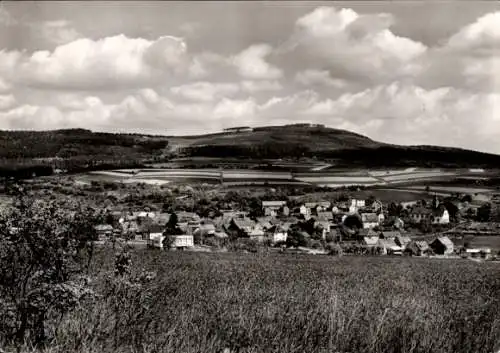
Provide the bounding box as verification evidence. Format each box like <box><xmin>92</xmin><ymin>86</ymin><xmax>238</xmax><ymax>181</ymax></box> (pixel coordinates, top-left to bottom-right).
<box><xmin>0</xmin><ymin>124</ymin><xmax>499</xmax><ymax>178</ymax></box>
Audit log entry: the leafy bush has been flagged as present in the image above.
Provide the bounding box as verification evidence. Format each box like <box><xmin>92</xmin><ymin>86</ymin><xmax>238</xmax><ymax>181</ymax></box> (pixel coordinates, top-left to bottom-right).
<box><xmin>0</xmin><ymin>186</ymin><xmax>98</xmax><ymax>346</ymax></box>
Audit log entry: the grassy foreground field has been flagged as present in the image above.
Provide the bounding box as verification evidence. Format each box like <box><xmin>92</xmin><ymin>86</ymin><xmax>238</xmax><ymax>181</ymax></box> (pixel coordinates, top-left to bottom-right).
<box><xmin>25</xmin><ymin>250</ymin><xmax>500</xmax><ymax>353</ymax></box>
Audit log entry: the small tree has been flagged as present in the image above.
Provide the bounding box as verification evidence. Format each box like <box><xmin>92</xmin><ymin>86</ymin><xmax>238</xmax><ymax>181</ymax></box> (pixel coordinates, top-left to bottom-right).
<box><xmin>286</xmin><ymin>225</ymin><xmax>307</xmax><ymax>248</ymax></box>
<box><xmin>343</xmin><ymin>214</ymin><xmax>363</xmax><ymax>230</ymax></box>
<box><xmin>477</xmin><ymin>203</ymin><xmax>491</xmax><ymax>222</ymax></box>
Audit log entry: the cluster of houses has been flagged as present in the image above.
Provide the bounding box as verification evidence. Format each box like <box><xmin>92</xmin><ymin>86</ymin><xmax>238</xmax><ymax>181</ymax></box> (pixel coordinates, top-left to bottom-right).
<box><xmin>92</xmin><ymin>194</ymin><xmax>493</xmax><ymax>258</ymax></box>
<box><xmin>360</xmin><ymin>229</ymin><xmax>458</xmax><ymax>257</ymax></box>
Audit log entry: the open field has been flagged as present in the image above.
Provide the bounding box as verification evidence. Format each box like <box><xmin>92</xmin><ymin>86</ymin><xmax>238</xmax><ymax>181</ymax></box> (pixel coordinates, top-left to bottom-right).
<box><xmin>76</xmin><ymin>168</ymin><xmax>500</xmax><ymax>190</ymax></box>
<box><xmin>30</xmin><ymin>250</ymin><xmax>500</xmax><ymax>353</ymax></box>
<box><xmin>452</xmin><ymin>236</ymin><xmax>500</xmax><ymax>252</ymax></box>
<box><xmin>406</xmin><ymin>185</ymin><xmax>496</xmax><ymax>194</ymax></box>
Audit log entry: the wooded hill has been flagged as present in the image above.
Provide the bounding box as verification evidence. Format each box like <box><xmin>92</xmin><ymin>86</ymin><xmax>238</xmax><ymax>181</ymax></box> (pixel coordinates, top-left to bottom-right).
<box><xmin>1</xmin><ymin>124</ymin><xmax>500</xmax><ymax>179</ymax></box>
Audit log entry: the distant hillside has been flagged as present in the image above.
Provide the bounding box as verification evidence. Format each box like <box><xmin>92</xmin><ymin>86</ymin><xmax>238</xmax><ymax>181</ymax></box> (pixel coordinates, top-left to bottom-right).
<box><xmin>168</xmin><ymin>124</ymin><xmax>500</xmax><ymax>168</ymax></box>
<box><xmin>0</xmin><ymin>129</ymin><xmax>169</xmax><ymax>177</ymax></box>
<box><xmin>1</xmin><ymin>124</ymin><xmax>500</xmax><ymax>178</ymax></box>
<box><xmin>167</xmin><ymin>124</ymin><xmax>383</xmax><ymax>151</ymax></box>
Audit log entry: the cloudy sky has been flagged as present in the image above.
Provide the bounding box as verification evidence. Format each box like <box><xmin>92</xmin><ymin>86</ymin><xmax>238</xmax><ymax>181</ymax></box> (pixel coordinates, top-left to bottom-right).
<box><xmin>0</xmin><ymin>1</ymin><xmax>499</xmax><ymax>153</ymax></box>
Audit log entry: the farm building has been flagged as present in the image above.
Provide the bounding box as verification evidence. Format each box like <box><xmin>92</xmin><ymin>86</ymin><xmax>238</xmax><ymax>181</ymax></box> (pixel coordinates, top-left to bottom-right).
<box><xmin>361</xmin><ymin>213</ymin><xmax>379</xmax><ymax>229</ymax></box>
<box><xmin>429</xmin><ymin>236</ymin><xmax>455</xmax><ymax>255</ymax></box>
<box><xmin>172</xmin><ymin>235</ymin><xmax>194</xmax><ymax>248</ymax></box>
<box><xmin>462</xmin><ymin>248</ymin><xmax>491</xmax><ymax>260</ymax></box>
<box><xmin>147</xmin><ymin>233</ymin><xmax>194</xmax><ymax>249</ymax></box>
<box><xmin>262</xmin><ymin>200</ymin><xmax>287</xmax><ymax>217</ymax></box>
<box><xmin>256</xmin><ymin>217</ymin><xmax>274</xmax><ymax>231</ymax></box>
<box><xmin>227</xmin><ymin>218</ymin><xmax>263</xmax><ymax>237</ymax></box>
<box><xmin>405</xmin><ymin>240</ymin><xmax>430</xmax><ymax>256</ymax></box>
<box><xmin>410</xmin><ymin>207</ymin><xmax>432</xmax><ymax>223</ymax></box>
<box><xmin>349</xmin><ymin>199</ymin><xmax>365</xmax><ymax>214</ymax></box>
<box><xmin>272</xmin><ymin>226</ymin><xmax>288</xmax><ymax>243</ymax></box>
<box><xmin>363</xmin><ymin>236</ymin><xmax>380</xmax><ymax>247</ymax></box>
<box><xmin>262</xmin><ymin>200</ymin><xmax>287</xmax><ymax>209</ymax></box>
<box><xmin>300</xmin><ymin>205</ymin><xmax>311</xmax><ymax>218</ymax></box>
<box><xmin>378</xmin><ymin>238</ymin><xmax>403</xmax><ymax>255</ymax></box>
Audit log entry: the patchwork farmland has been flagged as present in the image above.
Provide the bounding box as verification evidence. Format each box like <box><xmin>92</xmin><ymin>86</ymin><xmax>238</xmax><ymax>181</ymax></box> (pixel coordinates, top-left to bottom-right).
<box><xmin>81</xmin><ymin>167</ymin><xmax>500</xmax><ymax>191</ymax></box>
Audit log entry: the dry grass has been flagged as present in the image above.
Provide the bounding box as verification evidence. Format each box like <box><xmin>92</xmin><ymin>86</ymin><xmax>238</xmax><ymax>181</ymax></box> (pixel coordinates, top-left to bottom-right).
<box><xmin>9</xmin><ymin>251</ymin><xmax>500</xmax><ymax>353</ymax></box>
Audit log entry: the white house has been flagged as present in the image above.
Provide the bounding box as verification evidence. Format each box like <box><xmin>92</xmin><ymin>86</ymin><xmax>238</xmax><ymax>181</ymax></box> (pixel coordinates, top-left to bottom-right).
<box><xmin>300</xmin><ymin>205</ymin><xmax>311</xmax><ymax>218</ymax></box>
<box><xmin>273</xmin><ymin>229</ymin><xmax>288</xmax><ymax>243</ymax></box>
<box><xmin>173</xmin><ymin>235</ymin><xmax>194</xmax><ymax>248</ymax></box>
<box><xmin>349</xmin><ymin>199</ymin><xmax>365</xmax><ymax>214</ymax></box>
<box><xmin>432</xmin><ymin>208</ymin><xmax>450</xmax><ymax>224</ymax></box>
<box><xmin>147</xmin><ymin>233</ymin><xmax>194</xmax><ymax>249</ymax></box>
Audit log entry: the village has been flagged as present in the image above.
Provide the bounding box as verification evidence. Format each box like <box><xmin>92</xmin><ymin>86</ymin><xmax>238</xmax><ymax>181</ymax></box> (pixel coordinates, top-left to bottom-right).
<box><xmin>93</xmin><ymin>187</ymin><xmax>500</xmax><ymax>260</ymax></box>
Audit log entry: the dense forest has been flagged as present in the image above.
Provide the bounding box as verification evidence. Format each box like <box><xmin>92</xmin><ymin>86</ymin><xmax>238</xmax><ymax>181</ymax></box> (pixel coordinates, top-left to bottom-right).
<box><xmin>0</xmin><ymin>129</ymin><xmax>169</xmax><ymax>179</ymax></box>
<box><xmin>184</xmin><ymin>144</ymin><xmax>500</xmax><ymax>168</ymax></box>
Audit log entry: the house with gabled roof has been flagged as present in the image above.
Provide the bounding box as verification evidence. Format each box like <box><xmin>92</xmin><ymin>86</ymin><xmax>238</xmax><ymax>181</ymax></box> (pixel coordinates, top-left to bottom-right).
<box><xmin>405</xmin><ymin>240</ymin><xmax>430</xmax><ymax>256</ymax></box>
<box><xmin>262</xmin><ymin>200</ymin><xmax>287</xmax><ymax>217</ymax></box>
<box><xmin>430</xmin><ymin>236</ymin><xmax>455</xmax><ymax>255</ymax></box>
<box><xmin>256</xmin><ymin>217</ymin><xmax>274</xmax><ymax>231</ymax></box>
<box><xmin>395</xmin><ymin>234</ymin><xmax>412</xmax><ymax>249</ymax></box>
<box><xmin>361</xmin><ymin>212</ymin><xmax>379</xmax><ymax>229</ymax></box>
<box><xmin>349</xmin><ymin>198</ymin><xmax>365</xmax><ymax>214</ymax></box>
<box><xmin>272</xmin><ymin>224</ymin><xmax>289</xmax><ymax>244</ymax></box>
<box><xmin>410</xmin><ymin>207</ymin><xmax>432</xmax><ymax>223</ymax></box>
<box><xmin>363</xmin><ymin>236</ymin><xmax>380</xmax><ymax>247</ymax></box>
<box><xmin>227</xmin><ymin>217</ymin><xmax>262</xmax><ymax>238</ymax></box>
<box><xmin>378</xmin><ymin>238</ymin><xmax>403</xmax><ymax>255</ymax></box>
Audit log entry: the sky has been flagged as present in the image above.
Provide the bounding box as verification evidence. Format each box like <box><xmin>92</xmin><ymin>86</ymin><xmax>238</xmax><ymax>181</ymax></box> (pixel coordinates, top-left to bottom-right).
<box><xmin>0</xmin><ymin>1</ymin><xmax>499</xmax><ymax>153</ymax></box>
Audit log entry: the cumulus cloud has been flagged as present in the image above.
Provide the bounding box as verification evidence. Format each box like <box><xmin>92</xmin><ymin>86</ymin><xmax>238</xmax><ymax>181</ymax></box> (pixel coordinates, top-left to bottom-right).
<box><xmin>171</xmin><ymin>82</ymin><xmax>240</xmax><ymax>102</ymax></box>
<box><xmin>231</xmin><ymin>44</ymin><xmax>283</xmax><ymax>80</ymax></box>
<box><xmin>281</xmin><ymin>6</ymin><xmax>427</xmax><ymax>83</ymax></box>
<box><xmin>301</xmin><ymin>83</ymin><xmax>500</xmax><ymax>153</ymax></box>
<box><xmin>417</xmin><ymin>12</ymin><xmax>500</xmax><ymax>92</ymax></box>
<box><xmin>0</xmin><ymin>34</ymin><xmax>188</xmax><ymax>90</ymax></box>
<box><xmin>240</xmin><ymin>80</ymin><xmax>282</xmax><ymax>92</ymax></box>
<box><xmin>295</xmin><ymin>69</ymin><xmax>347</xmax><ymax>88</ymax></box>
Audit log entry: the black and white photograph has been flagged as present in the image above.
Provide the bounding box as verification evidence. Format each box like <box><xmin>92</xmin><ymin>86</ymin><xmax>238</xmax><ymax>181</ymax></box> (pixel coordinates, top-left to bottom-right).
<box><xmin>0</xmin><ymin>1</ymin><xmax>499</xmax><ymax>352</ymax></box>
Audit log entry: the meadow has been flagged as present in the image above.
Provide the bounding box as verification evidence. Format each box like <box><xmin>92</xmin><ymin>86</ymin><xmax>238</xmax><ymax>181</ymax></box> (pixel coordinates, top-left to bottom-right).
<box><xmin>19</xmin><ymin>250</ymin><xmax>500</xmax><ymax>353</ymax></box>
